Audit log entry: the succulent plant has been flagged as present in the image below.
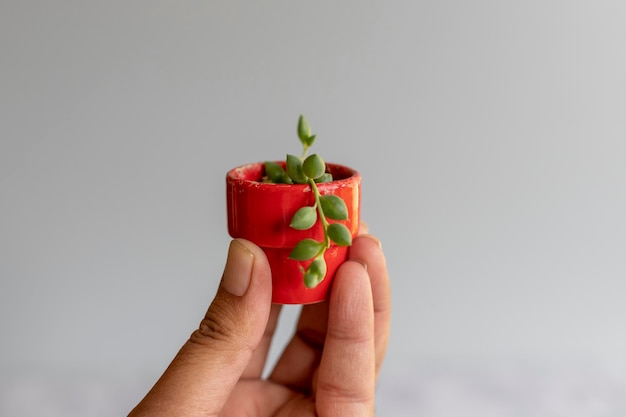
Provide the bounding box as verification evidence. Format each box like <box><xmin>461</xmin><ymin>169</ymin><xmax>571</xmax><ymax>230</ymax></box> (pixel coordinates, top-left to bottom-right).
<box><xmin>263</xmin><ymin>115</ymin><xmax>352</xmax><ymax>288</ymax></box>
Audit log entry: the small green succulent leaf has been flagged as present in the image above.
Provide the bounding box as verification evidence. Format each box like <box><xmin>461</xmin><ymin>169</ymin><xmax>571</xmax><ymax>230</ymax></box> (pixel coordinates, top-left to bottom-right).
<box><xmin>297</xmin><ymin>115</ymin><xmax>312</xmax><ymax>144</ymax></box>
<box><xmin>264</xmin><ymin>161</ymin><xmax>290</xmax><ymax>183</ymax></box>
<box><xmin>309</xmin><ymin>256</ymin><xmax>327</xmax><ymax>276</ymax></box>
<box><xmin>289</xmin><ymin>238</ymin><xmax>324</xmax><ymax>261</ymax></box>
<box><xmin>314</xmin><ymin>172</ymin><xmax>333</xmax><ymax>183</ymax></box>
<box><xmin>304</xmin><ymin>257</ymin><xmax>327</xmax><ymax>288</ymax></box>
<box><xmin>327</xmin><ymin>223</ymin><xmax>352</xmax><ymax>246</ymax></box>
<box><xmin>290</xmin><ymin>206</ymin><xmax>317</xmax><ymax>230</ymax></box>
<box><xmin>319</xmin><ymin>195</ymin><xmax>348</xmax><ymax>220</ymax></box>
<box><xmin>304</xmin><ymin>269</ymin><xmax>321</xmax><ymax>288</ymax></box>
<box><xmin>302</xmin><ymin>154</ymin><xmax>326</xmax><ymax>180</ymax></box>
<box><xmin>286</xmin><ymin>154</ymin><xmax>307</xmax><ymax>184</ymax></box>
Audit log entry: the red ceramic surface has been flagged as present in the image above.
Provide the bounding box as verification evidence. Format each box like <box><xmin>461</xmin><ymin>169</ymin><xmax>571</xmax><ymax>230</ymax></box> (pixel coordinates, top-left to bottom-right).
<box><xmin>226</xmin><ymin>162</ymin><xmax>361</xmax><ymax>304</ymax></box>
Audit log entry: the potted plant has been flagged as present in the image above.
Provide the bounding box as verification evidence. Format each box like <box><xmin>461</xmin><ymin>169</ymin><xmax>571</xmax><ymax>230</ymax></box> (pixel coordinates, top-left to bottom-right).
<box><xmin>226</xmin><ymin>115</ymin><xmax>361</xmax><ymax>304</ymax></box>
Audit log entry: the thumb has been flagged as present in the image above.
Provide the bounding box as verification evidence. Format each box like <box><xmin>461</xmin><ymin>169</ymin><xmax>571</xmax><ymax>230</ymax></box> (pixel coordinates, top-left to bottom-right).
<box><xmin>129</xmin><ymin>239</ymin><xmax>272</xmax><ymax>417</ymax></box>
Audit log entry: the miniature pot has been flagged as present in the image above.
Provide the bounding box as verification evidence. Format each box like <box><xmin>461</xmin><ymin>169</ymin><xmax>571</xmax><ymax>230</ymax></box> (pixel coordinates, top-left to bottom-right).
<box><xmin>226</xmin><ymin>161</ymin><xmax>361</xmax><ymax>304</ymax></box>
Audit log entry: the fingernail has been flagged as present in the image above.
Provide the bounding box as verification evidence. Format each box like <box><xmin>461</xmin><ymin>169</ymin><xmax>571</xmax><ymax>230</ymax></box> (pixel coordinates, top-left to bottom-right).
<box><xmin>222</xmin><ymin>240</ymin><xmax>254</xmax><ymax>296</ymax></box>
<box><xmin>363</xmin><ymin>234</ymin><xmax>382</xmax><ymax>250</ymax></box>
<box><xmin>352</xmin><ymin>259</ymin><xmax>368</xmax><ymax>273</ymax></box>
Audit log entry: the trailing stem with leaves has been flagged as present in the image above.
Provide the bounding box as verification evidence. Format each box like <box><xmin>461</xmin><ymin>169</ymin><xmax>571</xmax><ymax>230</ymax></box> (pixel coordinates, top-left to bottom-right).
<box><xmin>264</xmin><ymin>115</ymin><xmax>352</xmax><ymax>288</ymax></box>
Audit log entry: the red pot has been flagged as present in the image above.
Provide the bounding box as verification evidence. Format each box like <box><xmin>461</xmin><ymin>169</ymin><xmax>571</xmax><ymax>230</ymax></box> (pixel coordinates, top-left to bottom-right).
<box><xmin>226</xmin><ymin>161</ymin><xmax>361</xmax><ymax>304</ymax></box>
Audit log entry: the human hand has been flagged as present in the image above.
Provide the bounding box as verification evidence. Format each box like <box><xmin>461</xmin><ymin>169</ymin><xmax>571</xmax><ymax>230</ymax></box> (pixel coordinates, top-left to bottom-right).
<box><xmin>129</xmin><ymin>230</ymin><xmax>391</xmax><ymax>417</ymax></box>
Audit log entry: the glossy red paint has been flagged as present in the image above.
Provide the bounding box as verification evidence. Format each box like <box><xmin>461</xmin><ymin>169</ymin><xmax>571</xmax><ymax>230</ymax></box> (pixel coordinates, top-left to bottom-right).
<box><xmin>226</xmin><ymin>162</ymin><xmax>361</xmax><ymax>304</ymax></box>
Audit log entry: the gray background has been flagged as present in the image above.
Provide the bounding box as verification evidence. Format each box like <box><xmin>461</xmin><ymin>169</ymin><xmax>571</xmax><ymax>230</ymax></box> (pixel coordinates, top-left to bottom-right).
<box><xmin>2</xmin><ymin>1</ymin><xmax>626</xmax><ymax>415</ymax></box>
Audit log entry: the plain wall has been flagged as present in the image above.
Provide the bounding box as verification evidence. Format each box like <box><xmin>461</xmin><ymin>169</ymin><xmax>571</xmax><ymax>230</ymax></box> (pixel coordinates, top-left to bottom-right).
<box><xmin>2</xmin><ymin>0</ymin><xmax>626</xmax><ymax>412</ymax></box>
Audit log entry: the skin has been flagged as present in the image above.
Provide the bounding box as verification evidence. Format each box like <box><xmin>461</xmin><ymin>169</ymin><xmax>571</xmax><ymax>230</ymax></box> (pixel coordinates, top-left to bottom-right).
<box><xmin>129</xmin><ymin>226</ymin><xmax>391</xmax><ymax>417</ymax></box>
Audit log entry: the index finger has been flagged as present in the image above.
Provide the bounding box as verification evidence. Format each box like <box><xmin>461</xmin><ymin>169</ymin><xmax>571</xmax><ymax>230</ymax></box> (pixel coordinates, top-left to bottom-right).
<box><xmin>315</xmin><ymin>260</ymin><xmax>375</xmax><ymax>416</ymax></box>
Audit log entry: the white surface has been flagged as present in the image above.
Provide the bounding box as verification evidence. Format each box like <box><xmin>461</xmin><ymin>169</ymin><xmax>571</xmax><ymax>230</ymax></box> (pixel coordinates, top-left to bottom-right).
<box><xmin>2</xmin><ymin>360</ymin><xmax>626</xmax><ymax>416</ymax></box>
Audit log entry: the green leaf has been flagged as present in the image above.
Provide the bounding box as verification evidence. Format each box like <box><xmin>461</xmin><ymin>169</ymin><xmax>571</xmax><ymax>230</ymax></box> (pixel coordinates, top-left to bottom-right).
<box><xmin>314</xmin><ymin>173</ymin><xmax>333</xmax><ymax>183</ymax></box>
<box><xmin>289</xmin><ymin>238</ymin><xmax>324</xmax><ymax>261</ymax></box>
<box><xmin>290</xmin><ymin>206</ymin><xmax>317</xmax><ymax>230</ymax></box>
<box><xmin>327</xmin><ymin>223</ymin><xmax>352</xmax><ymax>246</ymax></box>
<box><xmin>319</xmin><ymin>195</ymin><xmax>348</xmax><ymax>220</ymax></box>
<box><xmin>286</xmin><ymin>154</ymin><xmax>307</xmax><ymax>184</ymax></box>
<box><xmin>297</xmin><ymin>115</ymin><xmax>316</xmax><ymax>148</ymax></box>
<box><xmin>304</xmin><ymin>257</ymin><xmax>327</xmax><ymax>288</ymax></box>
<box><xmin>297</xmin><ymin>115</ymin><xmax>312</xmax><ymax>144</ymax></box>
<box><xmin>264</xmin><ymin>161</ymin><xmax>290</xmax><ymax>183</ymax></box>
<box><xmin>302</xmin><ymin>154</ymin><xmax>326</xmax><ymax>180</ymax></box>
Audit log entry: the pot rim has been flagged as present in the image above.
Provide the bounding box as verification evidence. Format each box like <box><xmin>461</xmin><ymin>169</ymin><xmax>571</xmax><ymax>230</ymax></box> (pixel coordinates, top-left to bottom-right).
<box><xmin>226</xmin><ymin>161</ymin><xmax>360</xmax><ymax>189</ymax></box>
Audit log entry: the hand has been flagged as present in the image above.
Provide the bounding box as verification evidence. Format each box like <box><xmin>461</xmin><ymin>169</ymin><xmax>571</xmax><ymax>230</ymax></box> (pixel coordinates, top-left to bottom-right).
<box><xmin>129</xmin><ymin>230</ymin><xmax>391</xmax><ymax>417</ymax></box>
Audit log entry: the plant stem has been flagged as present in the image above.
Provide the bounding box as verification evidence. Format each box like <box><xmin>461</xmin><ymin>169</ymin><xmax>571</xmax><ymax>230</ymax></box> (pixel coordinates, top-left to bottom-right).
<box><xmin>309</xmin><ymin>178</ymin><xmax>330</xmax><ymax>251</ymax></box>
